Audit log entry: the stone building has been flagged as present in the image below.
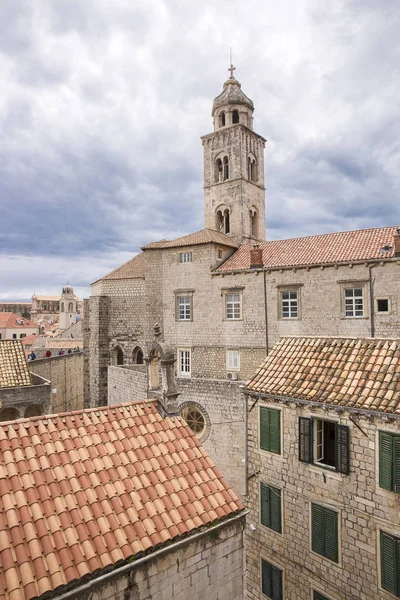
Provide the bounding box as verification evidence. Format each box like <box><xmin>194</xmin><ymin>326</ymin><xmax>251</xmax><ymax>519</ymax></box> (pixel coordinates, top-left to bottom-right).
<box><xmin>84</xmin><ymin>68</ymin><xmax>400</xmax><ymax>495</ymax></box>
<box><xmin>59</xmin><ymin>284</ymin><xmax>78</xmax><ymax>330</ymax></box>
<box><xmin>0</xmin><ymin>339</ymin><xmax>50</xmax><ymax>421</ymax></box>
<box><xmin>0</xmin><ymin>387</ymin><xmax>245</xmax><ymax>600</ymax></box>
<box><xmin>30</xmin><ymin>294</ymin><xmax>60</xmax><ymax>323</ymax></box>
<box><xmin>0</xmin><ymin>301</ymin><xmax>31</xmax><ymax>318</ymax></box>
<box><xmin>0</xmin><ymin>312</ymin><xmax>39</xmax><ymax>341</ymax></box>
<box><xmin>244</xmin><ymin>336</ymin><xmax>400</xmax><ymax>600</ymax></box>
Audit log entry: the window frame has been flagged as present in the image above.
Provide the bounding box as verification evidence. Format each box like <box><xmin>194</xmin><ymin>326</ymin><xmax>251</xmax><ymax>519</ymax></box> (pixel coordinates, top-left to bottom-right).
<box><xmin>379</xmin><ymin>529</ymin><xmax>400</xmax><ymax>597</ymax></box>
<box><xmin>222</xmin><ymin>289</ymin><xmax>243</xmax><ymax>321</ymax></box>
<box><xmin>299</xmin><ymin>416</ymin><xmax>350</xmax><ymax>475</ymax></box>
<box><xmin>260</xmin><ymin>557</ymin><xmax>283</xmax><ymax>600</ymax></box>
<box><xmin>310</xmin><ymin>502</ymin><xmax>340</xmax><ymax>564</ymax></box>
<box><xmin>179</xmin><ymin>251</ymin><xmax>193</xmax><ymax>264</ymax></box>
<box><xmin>260</xmin><ymin>482</ymin><xmax>282</xmax><ymax>534</ymax></box>
<box><xmin>175</xmin><ymin>292</ymin><xmax>193</xmax><ymax>322</ymax></box>
<box><xmin>338</xmin><ymin>280</ymin><xmax>368</xmax><ymax>319</ymax></box>
<box><xmin>259</xmin><ymin>405</ymin><xmax>282</xmax><ymax>455</ymax></box>
<box><xmin>277</xmin><ymin>285</ymin><xmax>302</xmax><ymax>320</ymax></box>
<box><xmin>376</xmin><ymin>297</ymin><xmax>390</xmax><ymax>314</ymax></box>
<box><xmin>226</xmin><ymin>349</ymin><xmax>240</xmax><ymax>371</ymax></box>
<box><xmin>378</xmin><ymin>430</ymin><xmax>400</xmax><ymax>494</ymax></box>
<box><xmin>177</xmin><ymin>348</ymin><xmax>191</xmax><ymax>378</ymax></box>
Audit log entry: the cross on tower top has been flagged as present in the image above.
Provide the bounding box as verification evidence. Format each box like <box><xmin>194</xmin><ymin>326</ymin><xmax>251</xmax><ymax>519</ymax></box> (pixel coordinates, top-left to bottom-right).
<box><xmin>228</xmin><ymin>63</ymin><xmax>236</xmax><ymax>79</ymax></box>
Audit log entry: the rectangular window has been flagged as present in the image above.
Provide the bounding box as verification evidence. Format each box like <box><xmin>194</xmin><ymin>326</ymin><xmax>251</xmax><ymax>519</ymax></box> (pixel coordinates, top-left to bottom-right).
<box><xmin>179</xmin><ymin>252</ymin><xmax>192</xmax><ymax>263</ymax></box>
<box><xmin>260</xmin><ymin>483</ymin><xmax>282</xmax><ymax>533</ymax></box>
<box><xmin>20</xmin><ymin>333</ymin><xmax>26</xmax><ymax>339</ymax></box>
<box><xmin>261</xmin><ymin>559</ymin><xmax>282</xmax><ymax>600</ymax></box>
<box><xmin>298</xmin><ymin>417</ymin><xmax>349</xmax><ymax>474</ymax></box>
<box><xmin>281</xmin><ymin>290</ymin><xmax>298</xmax><ymax>318</ymax></box>
<box><xmin>313</xmin><ymin>592</ymin><xmax>330</xmax><ymax>600</ymax></box>
<box><xmin>12</xmin><ymin>333</ymin><xmax>17</xmax><ymax>339</ymax></box>
<box><xmin>226</xmin><ymin>349</ymin><xmax>240</xmax><ymax>371</ymax></box>
<box><xmin>311</xmin><ymin>503</ymin><xmax>339</xmax><ymax>563</ymax></box>
<box><xmin>379</xmin><ymin>431</ymin><xmax>400</xmax><ymax>493</ymax></box>
<box><xmin>225</xmin><ymin>293</ymin><xmax>242</xmax><ymax>320</ymax></box>
<box><xmin>344</xmin><ymin>287</ymin><xmax>364</xmax><ymax>317</ymax></box>
<box><xmin>176</xmin><ymin>296</ymin><xmax>191</xmax><ymax>321</ymax></box>
<box><xmin>380</xmin><ymin>530</ymin><xmax>400</xmax><ymax>596</ymax></box>
<box><xmin>377</xmin><ymin>298</ymin><xmax>389</xmax><ymax>313</ymax></box>
<box><xmin>260</xmin><ymin>407</ymin><xmax>281</xmax><ymax>454</ymax></box>
<box><xmin>178</xmin><ymin>349</ymin><xmax>191</xmax><ymax>377</ymax></box>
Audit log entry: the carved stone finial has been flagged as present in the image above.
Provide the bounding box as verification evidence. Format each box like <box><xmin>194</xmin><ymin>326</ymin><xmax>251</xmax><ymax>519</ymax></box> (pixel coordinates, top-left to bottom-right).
<box><xmin>153</xmin><ymin>323</ymin><xmax>161</xmax><ymax>338</ymax></box>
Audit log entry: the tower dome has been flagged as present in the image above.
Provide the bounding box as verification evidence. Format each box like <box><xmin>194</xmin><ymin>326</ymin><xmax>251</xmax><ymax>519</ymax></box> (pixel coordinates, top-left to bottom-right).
<box><xmin>62</xmin><ymin>284</ymin><xmax>74</xmax><ymax>295</ymax></box>
<box><xmin>212</xmin><ymin>76</ymin><xmax>254</xmax><ymax>117</ymax></box>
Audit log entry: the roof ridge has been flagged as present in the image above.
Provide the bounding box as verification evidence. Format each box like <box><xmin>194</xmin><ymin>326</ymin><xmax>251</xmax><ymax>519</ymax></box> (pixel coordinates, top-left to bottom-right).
<box><xmin>255</xmin><ymin>224</ymin><xmax>399</xmax><ymax>246</ymax></box>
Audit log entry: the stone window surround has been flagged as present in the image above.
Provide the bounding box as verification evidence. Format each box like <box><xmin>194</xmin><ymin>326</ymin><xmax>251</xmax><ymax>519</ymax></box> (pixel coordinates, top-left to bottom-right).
<box><xmin>226</xmin><ymin>349</ymin><xmax>240</xmax><ymax>371</ymax></box>
<box><xmin>309</xmin><ymin>501</ymin><xmax>342</xmax><ymax>566</ymax></box>
<box><xmin>337</xmin><ymin>279</ymin><xmax>369</xmax><ymax>319</ymax></box>
<box><xmin>276</xmin><ymin>283</ymin><xmax>303</xmax><ymax>320</ymax></box>
<box><xmin>376</xmin><ymin>297</ymin><xmax>391</xmax><ymax>314</ymax></box>
<box><xmin>259</xmin><ymin>556</ymin><xmax>284</xmax><ymax>600</ymax></box>
<box><xmin>258</xmin><ymin>402</ymin><xmax>284</xmax><ymax>459</ymax></box>
<box><xmin>174</xmin><ymin>290</ymin><xmax>194</xmax><ymax>322</ymax></box>
<box><xmin>179</xmin><ymin>251</ymin><xmax>193</xmax><ymax>264</ymax></box>
<box><xmin>376</xmin><ymin>524</ymin><xmax>400</xmax><ymax>598</ymax></box>
<box><xmin>259</xmin><ymin>480</ymin><xmax>284</xmax><ymax>535</ymax></box>
<box><xmin>177</xmin><ymin>347</ymin><xmax>191</xmax><ymax>378</ymax></box>
<box><xmin>299</xmin><ymin>410</ymin><xmax>346</xmax><ymax>480</ymax></box>
<box><xmin>221</xmin><ymin>287</ymin><xmax>244</xmax><ymax>321</ymax></box>
<box><xmin>311</xmin><ymin>588</ymin><xmax>338</xmax><ymax>600</ymax></box>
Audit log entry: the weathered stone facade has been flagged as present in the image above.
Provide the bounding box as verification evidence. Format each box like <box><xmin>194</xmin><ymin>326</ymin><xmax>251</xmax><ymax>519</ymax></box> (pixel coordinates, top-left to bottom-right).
<box><xmin>0</xmin><ymin>372</ymin><xmax>51</xmax><ymax>421</ymax></box>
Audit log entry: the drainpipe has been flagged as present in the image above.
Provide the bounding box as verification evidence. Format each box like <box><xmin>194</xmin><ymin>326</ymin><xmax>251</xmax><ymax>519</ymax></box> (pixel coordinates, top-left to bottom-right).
<box><xmin>244</xmin><ymin>389</ymin><xmax>248</xmax><ymax>498</ymax></box>
<box><xmin>263</xmin><ymin>269</ymin><xmax>269</xmax><ymax>354</ymax></box>
<box><xmin>368</xmin><ymin>263</ymin><xmax>378</xmax><ymax>338</ymax></box>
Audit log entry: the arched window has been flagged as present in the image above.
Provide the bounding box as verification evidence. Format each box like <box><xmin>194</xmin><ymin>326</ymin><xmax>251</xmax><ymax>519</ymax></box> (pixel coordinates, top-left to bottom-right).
<box><xmin>216</xmin><ymin>209</ymin><xmax>230</xmax><ymax>235</ymax></box>
<box><xmin>24</xmin><ymin>405</ymin><xmax>43</xmax><ymax>418</ymax></box>
<box><xmin>223</xmin><ymin>156</ymin><xmax>229</xmax><ymax>180</ymax></box>
<box><xmin>250</xmin><ymin>208</ymin><xmax>258</xmax><ymax>238</ymax></box>
<box><xmin>248</xmin><ymin>156</ymin><xmax>257</xmax><ymax>182</ymax></box>
<box><xmin>112</xmin><ymin>345</ymin><xmax>124</xmax><ymax>366</ymax></box>
<box><xmin>0</xmin><ymin>407</ymin><xmax>20</xmax><ymax>422</ymax></box>
<box><xmin>133</xmin><ymin>347</ymin><xmax>144</xmax><ymax>364</ymax></box>
<box><xmin>68</xmin><ymin>302</ymin><xmax>73</xmax><ymax>312</ymax></box>
<box><xmin>232</xmin><ymin>110</ymin><xmax>239</xmax><ymax>124</ymax></box>
<box><xmin>216</xmin><ymin>158</ymin><xmax>223</xmax><ymax>183</ymax></box>
<box><xmin>61</xmin><ymin>302</ymin><xmax>64</xmax><ymax>312</ymax></box>
<box><xmin>219</xmin><ymin>112</ymin><xmax>226</xmax><ymax>127</ymax></box>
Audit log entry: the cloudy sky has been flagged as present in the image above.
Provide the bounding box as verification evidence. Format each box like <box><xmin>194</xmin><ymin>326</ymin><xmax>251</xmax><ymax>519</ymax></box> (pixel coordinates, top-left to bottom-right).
<box><xmin>1</xmin><ymin>0</ymin><xmax>399</xmax><ymax>300</ymax></box>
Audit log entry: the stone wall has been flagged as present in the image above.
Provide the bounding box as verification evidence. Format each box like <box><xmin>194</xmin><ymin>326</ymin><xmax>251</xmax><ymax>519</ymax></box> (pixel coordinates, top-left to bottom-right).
<box><xmin>108</xmin><ymin>365</ymin><xmax>147</xmax><ymax>405</ymax></box>
<box><xmin>67</xmin><ymin>516</ymin><xmax>245</xmax><ymax>600</ymax></box>
<box><xmin>245</xmin><ymin>396</ymin><xmax>400</xmax><ymax>600</ymax></box>
<box><xmin>29</xmin><ymin>353</ymin><xmax>84</xmax><ymax>414</ymax></box>
<box><xmin>0</xmin><ymin>374</ymin><xmax>50</xmax><ymax>420</ymax></box>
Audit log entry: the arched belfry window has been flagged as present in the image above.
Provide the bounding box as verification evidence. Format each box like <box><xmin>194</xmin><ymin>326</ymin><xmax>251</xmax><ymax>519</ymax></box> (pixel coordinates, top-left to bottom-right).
<box><xmin>248</xmin><ymin>156</ymin><xmax>257</xmax><ymax>182</ymax></box>
<box><xmin>250</xmin><ymin>208</ymin><xmax>258</xmax><ymax>238</ymax></box>
<box><xmin>68</xmin><ymin>302</ymin><xmax>73</xmax><ymax>312</ymax></box>
<box><xmin>216</xmin><ymin>158</ymin><xmax>223</xmax><ymax>182</ymax></box>
<box><xmin>61</xmin><ymin>302</ymin><xmax>64</xmax><ymax>312</ymax></box>
<box><xmin>232</xmin><ymin>110</ymin><xmax>239</xmax><ymax>124</ymax></box>
<box><xmin>223</xmin><ymin>156</ymin><xmax>229</xmax><ymax>180</ymax></box>
<box><xmin>112</xmin><ymin>345</ymin><xmax>124</xmax><ymax>366</ymax></box>
<box><xmin>219</xmin><ymin>112</ymin><xmax>226</xmax><ymax>127</ymax></box>
<box><xmin>217</xmin><ymin>208</ymin><xmax>230</xmax><ymax>235</ymax></box>
<box><xmin>133</xmin><ymin>347</ymin><xmax>144</xmax><ymax>364</ymax></box>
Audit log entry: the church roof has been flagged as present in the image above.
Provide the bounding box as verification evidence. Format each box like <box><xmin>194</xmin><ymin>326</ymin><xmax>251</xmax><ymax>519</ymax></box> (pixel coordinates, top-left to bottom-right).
<box><xmin>96</xmin><ymin>252</ymin><xmax>145</xmax><ymax>283</ymax></box>
<box><xmin>245</xmin><ymin>336</ymin><xmax>400</xmax><ymax>415</ymax></box>
<box><xmin>0</xmin><ymin>340</ymin><xmax>31</xmax><ymax>388</ymax></box>
<box><xmin>0</xmin><ymin>401</ymin><xmax>243</xmax><ymax>600</ymax></box>
<box><xmin>215</xmin><ymin>226</ymin><xmax>399</xmax><ymax>272</ymax></box>
<box><xmin>212</xmin><ymin>77</ymin><xmax>254</xmax><ymax>116</ymax></box>
<box><xmin>142</xmin><ymin>228</ymin><xmax>238</xmax><ymax>250</ymax></box>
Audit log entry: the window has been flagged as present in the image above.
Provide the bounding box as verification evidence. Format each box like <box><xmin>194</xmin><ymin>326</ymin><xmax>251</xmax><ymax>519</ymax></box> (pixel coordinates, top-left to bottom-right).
<box><xmin>261</xmin><ymin>559</ymin><xmax>282</xmax><ymax>600</ymax></box>
<box><xmin>281</xmin><ymin>290</ymin><xmax>298</xmax><ymax>319</ymax></box>
<box><xmin>232</xmin><ymin>109</ymin><xmax>239</xmax><ymax>124</ymax></box>
<box><xmin>12</xmin><ymin>334</ymin><xmax>17</xmax><ymax>339</ymax></box>
<box><xmin>299</xmin><ymin>418</ymin><xmax>349</xmax><ymax>474</ymax></box>
<box><xmin>217</xmin><ymin>208</ymin><xmax>230</xmax><ymax>234</ymax></box>
<box><xmin>176</xmin><ymin>296</ymin><xmax>192</xmax><ymax>321</ymax></box>
<box><xmin>182</xmin><ymin>406</ymin><xmax>205</xmax><ymax>435</ymax></box>
<box><xmin>379</xmin><ymin>431</ymin><xmax>400</xmax><ymax>493</ymax></box>
<box><xmin>260</xmin><ymin>407</ymin><xmax>281</xmax><ymax>454</ymax></box>
<box><xmin>223</xmin><ymin>156</ymin><xmax>229</xmax><ymax>180</ymax></box>
<box><xmin>179</xmin><ymin>252</ymin><xmax>192</xmax><ymax>263</ymax></box>
<box><xmin>344</xmin><ymin>287</ymin><xmax>364</xmax><ymax>317</ymax></box>
<box><xmin>380</xmin><ymin>530</ymin><xmax>400</xmax><ymax>596</ymax></box>
<box><xmin>178</xmin><ymin>349</ymin><xmax>191</xmax><ymax>377</ymax></box>
<box><xmin>217</xmin><ymin>249</ymin><xmax>223</xmax><ymax>259</ymax></box>
<box><xmin>225</xmin><ymin>293</ymin><xmax>241</xmax><ymax>320</ymax></box>
<box><xmin>20</xmin><ymin>334</ymin><xmax>26</xmax><ymax>339</ymax></box>
<box><xmin>216</xmin><ymin>158</ymin><xmax>223</xmax><ymax>182</ymax></box>
<box><xmin>227</xmin><ymin>349</ymin><xmax>240</xmax><ymax>371</ymax></box>
<box><xmin>260</xmin><ymin>483</ymin><xmax>282</xmax><ymax>533</ymax></box>
<box><xmin>219</xmin><ymin>111</ymin><xmax>225</xmax><ymax>127</ymax></box>
<box><xmin>313</xmin><ymin>592</ymin><xmax>330</xmax><ymax>600</ymax></box>
<box><xmin>311</xmin><ymin>503</ymin><xmax>339</xmax><ymax>563</ymax></box>
<box><xmin>377</xmin><ymin>298</ymin><xmax>389</xmax><ymax>313</ymax></box>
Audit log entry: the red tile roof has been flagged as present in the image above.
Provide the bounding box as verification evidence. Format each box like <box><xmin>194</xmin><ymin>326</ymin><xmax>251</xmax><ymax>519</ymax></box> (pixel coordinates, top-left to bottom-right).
<box><xmin>216</xmin><ymin>226</ymin><xmax>399</xmax><ymax>271</ymax></box>
<box><xmin>0</xmin><ymin>401</ymin><xmax>243</xmax><ymax>600</ymax></box>
<box><xmin>245</xmin><ymin>337</ymin><xmax>400</xmax><ymax>414</ymax></box>
<box><xmin>0</xmin><ymin>340</ymin><xmax>31</xmax><ymax>389</ymax></box>
<box><xmin>93</xmin><ymin>252</ymin><xmax>145</xmax><ymax>284</ymax></box>
<box><xmin>142</xmin><ymin>228</ymin><xmax>238</xmax><ymax>250</ymax></box>
<box><xmin>0</xmin><ymin>314</ymin><xmax>38</xmax><ymax>329</ymax></box>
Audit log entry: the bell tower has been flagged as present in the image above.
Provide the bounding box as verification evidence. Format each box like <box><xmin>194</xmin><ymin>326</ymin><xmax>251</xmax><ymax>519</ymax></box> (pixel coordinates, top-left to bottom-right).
<box><xmin>201</xmin><ymin>65</ymin><xmax>266</xmax><ymax>244</ymax></box>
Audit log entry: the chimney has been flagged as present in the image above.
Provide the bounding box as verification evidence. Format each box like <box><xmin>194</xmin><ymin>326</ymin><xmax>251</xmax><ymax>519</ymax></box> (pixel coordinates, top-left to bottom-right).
<box><xmin>394</xmin><ymin>228</ymin><xmax>400</xmax><ymax>257</ymax></box>
<box><xmin>250</xmin><ymin>245</ymin><xmax>263</xmax><ymax>269</ymax></box>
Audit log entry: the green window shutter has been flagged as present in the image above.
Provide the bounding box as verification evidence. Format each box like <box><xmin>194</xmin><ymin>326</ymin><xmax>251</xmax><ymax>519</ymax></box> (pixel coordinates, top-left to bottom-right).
<box><xmin>299</xmin><ymin>417</ymin><xmax>313</xmax><ymax>463</ymax></box>
<box><xmin>393</xmin><ymin>435</ymin><xmax>400</xmax><ymax>494</ymax></box>
<box><xmin>269</xmin><ymin>409</ymin><xmax>281</xmax><ymax>454</ymax></box>
<box><xmin>261</xmin><ymin>559</ymin><xmax>272</xmax><ymax>597</ymax></box>
<box><xmin>323</xmin><ymin>506</ymin><xmax>338</xmax><ymax>563</ymax></box>
<box><xmin>311</xmin><ymin>503</ymin><xmax>324</xmax><ymax>557</ymax></box>
<box><xmin>260</xmin><ymin>483</ymin><xmax>271</xmax><ymax>528</ymax></box>
<box><xmin>313</xmin><ymin>593</ymin><xmax>329</xmax><ymax>600</ymax></box>
<box><xmin>271</xmin><ymin>564</ymin><xmax>282</xmax><ymax>600</ymax></box>
<box><xmin>335</xmin><ymin>424</ymin><xmax>350</xmax><ymax>474</ymax></box>
<box><xmin>379</xmin><ymin>431</ymin><xmax>393</xmax><ymax>491</ymax></box>
<box><xmin>260</xmin><ymin>407</ymin><xmax>270</xmax><ymax>451</ymax></box>
<box><xmin>380</xmin><ymin>531</ymin><xmax>397</xmax><ymax>595</ymax></box>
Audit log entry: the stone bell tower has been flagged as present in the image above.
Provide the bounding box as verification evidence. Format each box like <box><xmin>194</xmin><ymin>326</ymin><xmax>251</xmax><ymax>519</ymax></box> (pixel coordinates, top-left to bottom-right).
<box><xmin>201</xmin><ymin>64</ymin><xmax>266</xmax><ymax>244</ymax></box>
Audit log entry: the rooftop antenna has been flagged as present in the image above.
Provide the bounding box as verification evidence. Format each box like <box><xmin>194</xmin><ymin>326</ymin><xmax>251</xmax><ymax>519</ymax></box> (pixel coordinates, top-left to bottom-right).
<box><xmin>228</xmin><ymin>47</ymin><xmax>236</xmax><ymax>79</ymax></box>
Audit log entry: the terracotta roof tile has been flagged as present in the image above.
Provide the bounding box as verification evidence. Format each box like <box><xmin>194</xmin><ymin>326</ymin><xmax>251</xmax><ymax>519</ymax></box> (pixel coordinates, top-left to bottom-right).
<box><xmin>0</xmin><ymin>340</ymin><xmax>31</xmax><ymax>389</ymax></box>
<box><xmin>0</xmin><ymin>314</ymin><xmax>38</xmax><ymax>330</ymax></box>
<box><xmin>142</xmin><ymin>228</ymin><xmax>238</xmax><ymax>250</ymax></box>
<box><xmin>94</xmin><ymin>252</ymin><xmax>145</xmax><ymax>283</ymax></box>
<box><xmin>0</xmin><ymin>401</ymin><xmax>243</xmax><ymax>600</ymax></box>
<box><xmin>217</xmin><ymin>225</ymin><xmax>399</xmax><ymax>271</ymax></box>
<box><xmin>246</xmin><ymin>337</ymin><xmax>400</xmax><ymax>414</ymax></box>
